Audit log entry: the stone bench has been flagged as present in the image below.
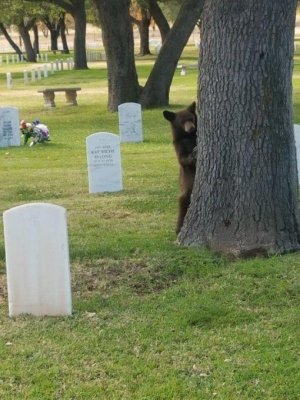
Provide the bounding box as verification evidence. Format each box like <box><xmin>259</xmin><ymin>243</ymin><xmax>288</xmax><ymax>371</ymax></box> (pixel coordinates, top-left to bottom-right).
<box><xmin>38</xmin><ymin>87</ymin><xmax>81</xmax><ymax>107</ymax></box>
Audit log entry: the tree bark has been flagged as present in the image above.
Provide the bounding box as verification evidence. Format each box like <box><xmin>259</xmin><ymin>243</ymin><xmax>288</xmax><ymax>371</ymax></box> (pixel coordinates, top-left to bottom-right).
<box><xmin>42</xmin><ymin>17</ymin><xmax>60</xmax><ymax>52</ymax></box>
<box><xmin>60</xmin><ymin>14</ymin><xmax>69</xmax><ymax>54</ymax></box>
<box><xmin>95</xmin><ymin>0</ymin><xmax>140</xmax><ymax>111</ymax></box>
<box><xmin>32</xmin><ymin>24</ymin><xmax>39</xmax><ymax>55</ymax></box>
<box><xmin>139</xmin><ymin>0</ymin><xmax>204</xmax><ymax>108</ymax></box>
<box><xmin>136</xmin><ymin>8</ymin><xmax>151</xmax><ymax>56</ymax></box>
<box><xmin>73</xmin><ymin>0</ymin><xmax>88</xmax><ymax>69</ymax></box>
<box><xmin>93</xmin><ymin>0</ymin><xmax>202</xmax><ymax>109</ymax></box>
<box><xmin>148</xmin><ymin>0</ymin><xmax>170</xmax><ymax>43</ymax></box>
<box><xmin>17</xmin><ymin>21</ymin><xmax>36</xmax><ymax>62</ymax></box>
<box><xmin>178</xmin><ymin>0</ymin><xmax>300</xmax><ymax>256</ymax></box>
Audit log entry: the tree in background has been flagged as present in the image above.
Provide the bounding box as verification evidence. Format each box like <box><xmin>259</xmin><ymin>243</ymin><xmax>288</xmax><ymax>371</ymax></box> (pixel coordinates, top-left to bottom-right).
<box><xmin>130</xmin><ymin>0</ymin><xmax>179</xmax><ymax>56</ymax></box>
<box><xmin>59</xmin><ymin>12</ymin><xmax>69</xmax><ymax>53</ymax></box>
<box><xmin>139</xmin><ymin>0</ymin><xmax>203</xmax><ymax>107</ymax></box>
<box><xmin>131</xmin><ymin>0</ymin><xmax>151</xmax><ymax>56</ymax></box>
<box><xmin>94</xmin><ymin>0</ymin><xmax>204</xmax><ymax>110</ymax></box>
<box><xmin>0</xmin><ymin>0</ymin><xmax>41</xmax><ymax>61</ymax></box>
<box><xmin>130</xmin><ymin>0</ymin><xmax>180</xmax><ymax>56</ymax></box>
<box><xmin>178</xmin><ymin>0</ymin><xmax>300</xmax><ymax>256</ymax></box>
<box><xmin>32</xmin><ymin>23</ymin><xmax>40</xmax><ymax>55</ymax></box>
<box><xmin>16</xmin><ymin>19</ymin><xmax>36</xmax><ymax>62</ymax></box>
<box><xmin>40</xmin><ymin>5</ymin><xmax>62</xmax><ymax>53</ymax></box>
<box><xmin>158</xmin><ymin>0</ymin><xmax>181</xmax><ymax>22</ymax></box>
<box><xmin>147</xmin><ymin>0</ymin><xmax>170</xmax><ymax>43</ymax></box>
<box><xmin>28</xmin><ymin>0</ymin><xmax>87</xmax><ymax>69</ymax></box>
<box><xmin>96</xmin><ymin>0</ymin><xmax>140</xmax><ymax>110</ymax></box>
<box><xmin>40</xmin><ymin>7</ymin><xmax>69</xmax><ymax>54</ymax></box>
<box><xmin>0</xmin><ymin>22</ymin><xmax>23</xmax><ymax>59</ymax></box>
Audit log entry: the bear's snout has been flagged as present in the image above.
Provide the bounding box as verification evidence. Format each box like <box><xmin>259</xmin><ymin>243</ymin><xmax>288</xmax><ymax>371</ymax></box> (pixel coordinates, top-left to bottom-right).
<box><xmin>183</xmin><ymin>121</ymin><xmax>196</xmax><ymax>134</ymax></box>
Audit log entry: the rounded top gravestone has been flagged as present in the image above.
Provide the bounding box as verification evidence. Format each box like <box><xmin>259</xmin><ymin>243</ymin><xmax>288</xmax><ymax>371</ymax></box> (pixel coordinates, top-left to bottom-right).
<box><xmin>118</xmin><ymin>102</ymin><xmax>143</xmax><ymax>143</ymax></box>
<box><xmin>0</xmin><ymin>107</ymin><xmax>20</xmax><ymax>147</ymax></box>
<box><xmin>3</xmin><ymin>202</ymin><xmax>72</xmax><ymax>317</ymax></box>
<box><xmin>86</xmin><ymin>132</ymin><xmax>123</xmax><ymax>193</ymax></box>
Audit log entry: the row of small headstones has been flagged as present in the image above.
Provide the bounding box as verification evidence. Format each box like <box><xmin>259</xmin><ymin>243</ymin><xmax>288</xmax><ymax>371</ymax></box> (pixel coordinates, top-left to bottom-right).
<box><xmin>0</xmin><ymin>52</ymin><xmax>50</xmax><ymax>65</ymax></box>
<box><xmin>6</xmin><ymin>58</ymin><xmax>74</xmax><ymax>88</ymax></box>
<box><xmin>0</xmin><ymin>102</ymin><xmax>143</xmax><ymax>148</ymax></box>
<box><xmin>86</xmin><ymin>50</ymin><xmax>106</xmax><ymax>62</ymax></box>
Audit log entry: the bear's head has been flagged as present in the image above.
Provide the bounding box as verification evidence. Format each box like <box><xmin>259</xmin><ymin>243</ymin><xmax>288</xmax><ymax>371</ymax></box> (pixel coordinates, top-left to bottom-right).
<box><xmin>163</xmin><ymin>102</ymin><xmax>197</xmax><ymax>140</ymax></box>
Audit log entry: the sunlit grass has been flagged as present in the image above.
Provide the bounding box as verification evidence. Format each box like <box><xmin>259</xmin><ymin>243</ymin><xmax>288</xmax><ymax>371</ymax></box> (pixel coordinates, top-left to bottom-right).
<box><xmin>0</xmin><ymin>46</ymin><xmax>299</xmax><ymax>399</ymax></box>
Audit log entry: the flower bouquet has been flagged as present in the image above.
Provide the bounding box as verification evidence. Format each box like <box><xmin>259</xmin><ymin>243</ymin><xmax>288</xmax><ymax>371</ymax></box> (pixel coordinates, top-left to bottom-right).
<box><xmin>20</xmin><ymin>120</ymin><xmax>50</xmax><ymax>147</ymax></box>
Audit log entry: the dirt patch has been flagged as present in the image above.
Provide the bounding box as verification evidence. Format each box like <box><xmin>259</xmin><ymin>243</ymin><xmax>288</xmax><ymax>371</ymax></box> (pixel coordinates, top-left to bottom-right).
<box><xmin>0</xmin><ymin>257</ymin><xmax>178</xmax><ymax>305</ymax></box>
<box><xmin>72</xmin><ymin>258</ymin><xmax>177</xmax><ymax>297</ymax></box>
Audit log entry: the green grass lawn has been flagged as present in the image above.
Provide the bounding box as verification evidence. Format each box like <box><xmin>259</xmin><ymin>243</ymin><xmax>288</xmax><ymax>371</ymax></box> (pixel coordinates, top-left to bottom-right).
<box><xmin>0</xmin><ymin>47</ymin><xmax>299</xmax><ymax>399</ymax></box>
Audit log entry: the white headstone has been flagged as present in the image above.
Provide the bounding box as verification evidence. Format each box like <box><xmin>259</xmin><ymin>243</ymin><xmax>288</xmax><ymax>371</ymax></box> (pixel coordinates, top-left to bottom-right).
<box><xmin>43</xmin><ymin>64</ymin><xmax>48</xmax><ymax>78</ymax></box>
<box><xmin>6</xmin><ymin>72</ymin><xmax>12</xmax><ymax>89</ymax></box>
<box><xmin>294</xmin><ymin>124</ymin><xmax>300</xmax><ymax>183</ymax></box>
<box><xmin>86</xmin><ymin>132</ymin><xmax>123</xmax><ymax>193</ymax></box>
<box><xmin>31</xmin><ymin>69</ymin><xmax>36</xmax><ymax>82</ymax></box>
<box><xmin>3</xmin><ymin>203</ymin><xmax>72</xmax><ymax>317</ymax></box>
<box><xmin>118</xmin><ymin>102</ymin><xmax>143</xmax><ymax>143</ymax></box>
<box><xmin>24</xmin><ymin>69</ymin><xmax>28</xmax><ymax>83</ymax></box>
<box><xmin>0</xmin><ymin>107</ymin><xmax>20</xmax><ymax>147</ymax></box>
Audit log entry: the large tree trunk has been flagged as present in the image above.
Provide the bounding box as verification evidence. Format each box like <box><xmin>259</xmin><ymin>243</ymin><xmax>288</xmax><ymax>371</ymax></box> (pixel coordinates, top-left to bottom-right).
<box><xmin>73</xmin><ymin>1</ymin><xmax>88</xmax><ymax>69</ymax></box>
<box><xmin>50</xmin><ymin>30</ymin><xmax>59</xmax><ymax>52</ymax></box>
<box><xmin>178</xmin><ymin>0</ymin><xmax>300</xmax><ymax>256</ymax></box>
<box><xmin>139</xmin><ymin>0</ymin><xmax>204</xmax><ymax>108</ymax></box>
<box><xmin>43</xmin><ymin>18</ymin><xmax>60</xmax><ymax>52</ymax></box>
<box><xmin>95</xmin><ymin>0</ymin><xmax>140</xmax><ymax>111</ymax></box>
<box><xmin>17</xmin><ymin>22</ymin><xmax>36</xmax><ymax>62</ymax></box>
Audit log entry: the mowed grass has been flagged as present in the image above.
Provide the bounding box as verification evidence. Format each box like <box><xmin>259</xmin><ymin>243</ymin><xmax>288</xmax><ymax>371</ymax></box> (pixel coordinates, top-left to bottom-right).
<box><xmin>0</xmin><ymin>46</ymin><xmax>299</xmax><ymax>399</ymax></box>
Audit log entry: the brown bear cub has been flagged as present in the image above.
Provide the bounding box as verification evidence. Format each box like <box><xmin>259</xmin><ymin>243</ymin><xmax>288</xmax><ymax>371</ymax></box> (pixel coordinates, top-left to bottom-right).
<box><xmin>163</xmin><ymin>102</ymin><xmax>197</xmax><ymax>234</ymax></box>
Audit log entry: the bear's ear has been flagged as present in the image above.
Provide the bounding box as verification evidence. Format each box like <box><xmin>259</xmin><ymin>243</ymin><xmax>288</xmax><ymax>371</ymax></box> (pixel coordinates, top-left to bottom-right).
<box><xmin>187</xmin><ymin>101</ymin><xmax>196</xmax><ymax>114</ymax></box>
<box><xmin>163</xmin><ymin>110</ymin><xmax>176</xmax><ymax>122</ymax></box>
